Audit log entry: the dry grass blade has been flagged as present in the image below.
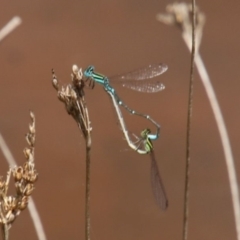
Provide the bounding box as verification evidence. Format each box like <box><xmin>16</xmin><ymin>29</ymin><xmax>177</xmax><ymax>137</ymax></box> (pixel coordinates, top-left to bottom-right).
<box><xmin>0</xmin><ymin>16</ymin><xmax>22</xmax><ymax>42</ymax></box>
<box><xmin>52</xmin><ymin>65</ymin><xmax>92</xmax><ymax>240</ymax></box>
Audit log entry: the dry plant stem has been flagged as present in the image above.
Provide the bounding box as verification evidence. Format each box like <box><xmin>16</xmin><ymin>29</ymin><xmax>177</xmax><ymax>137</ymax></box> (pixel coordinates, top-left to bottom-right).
<box><xmin>81</xmin><ymin>100</ymin><xmax>91</xmax><ymax>240</ymax></box>
<box><xmin>85</xmin><ymin>141</ymin><xmax>91</xmax><ymax>240</ymax></box>
<box><xmin>52</xmin><ymin>65</ymin><xmax>92</xmax><ymax>240</ymax></box>
<box><xmin>183</xmin><ymin>1</ymin><xmax>196</xmax><ymax>239</ymax></box>
<box><xmin>81</xmin><ymin>92</ymin><xmax>91</xmax><ymax>240</ymax></box>
<box><xmin>1</xmin><ymin>196</ymin><xmax>10</xmax><ymax>240</ymax></box>
<box><xmin>2</xmin><ymin>223</ymin><xmax>9</xmax><ymax>240</ymax></box>
<box><xmin>79</xmin><ymin>102</ymin><xmax>91</xmax><ymax>240</ymax></box>
<box><xmin>157</xmin><ymin>3</ymin><xmax>240</xmax><ymax>240</ymax></box>
<box><xmin>0</xmin><ymin>17</ymin><xmax>22</xmax><ymax>42</ymax></box>
<box><xmin>0</xmin><ymin>133</ymin><xmax>46</xmax><ymax>240</ymax></box>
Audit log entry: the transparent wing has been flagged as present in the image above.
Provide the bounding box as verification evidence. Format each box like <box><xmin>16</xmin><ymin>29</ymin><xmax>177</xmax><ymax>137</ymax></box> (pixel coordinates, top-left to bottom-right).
<box><xmin>130</xmin><ymin>132</ymin><xmax>146</xmax><ymax>151</ymax></box>
<box><xmin>122</xmin><ymin>81</ymin><xmax>165</xmax><ymax>93</ymax></box>
<box><xmin>110</xmin><ymin>63</ymin><xmax>167</xmax><ymax>93</ymax></box>
<box><xmin>110</xmin><ymin>63</ymin><xmax>168</xmax><ymax>81</ymax></box>
<box><xmin>150</xmin><ymin>150</ymin><xmax>168</xmax><ymax>210</ymax></box>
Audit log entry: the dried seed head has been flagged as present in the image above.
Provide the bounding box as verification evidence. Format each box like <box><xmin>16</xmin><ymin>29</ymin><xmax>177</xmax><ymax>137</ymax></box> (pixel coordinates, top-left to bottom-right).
<box><xmin>15</xmin><ymin>182</ymin><xmax>24</xmax><ymax>195</ymax></box>
<box><xmin>0</xmin><ymin>112</ymin><xmax>38</xmax><ymax>227</ymax></box>
<box><xmin>25</xmin><ymin>133</ymin><xmax>34</xmax><ymax>147</ymax></box>
<box><xmin>52</xmin><ymin>78</ymin><xmax>59</xmax><ymax>90</ymax></box>
<box><xmin>65</xmin><ymin>85</ymin><xmax>71</xmax><ymax>96</ymax></box>
<box><xmin>70</xmin><ymin>88</ymin><xmax>77</xmax><ymax>100</ymax></box>
<box><xmin>72</xmin><ymin>64</ymin><xmax>79</xmax><ymax>74</ymax></box>
<box><xmin>72</xmin><ymin>64</ymin><xmax>83</xmax><ymax>80</ymax></box>
<box><xmin>52</xmin><ymin>69</ymin><xmax>60</xmax><ymax>90</ymax></box>
<box><xmin>24</xmin><ymin>169</ymin><xmax>38</xmax><ymax>183</ymax></box>
<box><xmin>58</xmin><ymin>91</ymin><xmax>66</xmax><ymax>102</ymax></box>
<box><xmin>23</xmin><ymin>148</ymin><xmax>31</xmax><ymax>160</ymax></box>
<box><xmin>12</xmin><ymin>167</ymin><xmax>23</xmax><ymax>181</ymax></box>
<box><xmin>24</xmin><ymin>184</ymin><xmax>34</xmax><ymax>196</ymax></box>
<box><xmin>0</xmin><ymin>177</ymin><xmax>6</xmax><ymax>190</ymax></box>
<box><xmin>52</xmin><ymin>66</ymin><xmax>91</xmax><ymax>144</ymax></box>
<box><xmin>157</xmin><ymin>3</ymin><xmax>206</xmax><ymax>28</ymax></box>
<box><xmin>30</xmin><ymin>111</ymin><xmax>34</xmax><ymax>119</ymax></box>
<box><xmin>29</xmin><ymin>124</ymin><xmax>35</xmax><ymax>135</ymax></box>
<box><xmin>17</xmin><ymin>196</ymin><xmax>28</xmax><ymax>210</ymax></box>
<box><xmin>156</xmin><ymin>2</ymin><xmax>205</xmax><ymax>53</ymax></box>
<box><xmin>77</xmin><ymin>68</ymin><xmax>83</xmax><ymax>80</ymax></box>
<box><xmin>23</xmin><ymin>161</ymin><xmax>33</xmax><ymax>172</ymax></box>
<box><xmin>3</xmin><ymin>196</ymin><xmax>17</xmax><ymax>212</ymax></box>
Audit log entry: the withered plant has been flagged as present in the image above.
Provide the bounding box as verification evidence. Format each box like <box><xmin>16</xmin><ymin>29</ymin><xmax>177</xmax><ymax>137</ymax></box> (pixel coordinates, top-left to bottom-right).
<box><xmin>52</xmin><ymin>65</ymin><xmax>92</xmax><ymax>240</ymax></box>
<box><xmin>0</xmin><ymin>112</ymin><xmax>38</xmax><ymax>240</ymax></box>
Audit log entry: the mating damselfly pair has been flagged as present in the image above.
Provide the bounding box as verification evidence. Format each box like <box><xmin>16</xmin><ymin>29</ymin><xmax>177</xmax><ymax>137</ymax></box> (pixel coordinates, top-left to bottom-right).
<box><xmin>83</xmin><ymin>63</ymin><xmax>168</xmax><ymax>210</ymax></box>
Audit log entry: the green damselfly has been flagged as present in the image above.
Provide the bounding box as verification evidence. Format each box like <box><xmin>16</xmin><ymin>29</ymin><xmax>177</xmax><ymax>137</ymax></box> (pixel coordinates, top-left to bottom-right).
<box><xmin>108</xmin><ymin>86</ymin><xmax>156</xmax><ymax>153</ymax></box>
<box><xmin>135</xmin><ymin>128</ymin><xmax>168</xmax><ymax>210</ymax></box>
<box><xmin>107</xmin><ymin>92</ymin><xmax>168</xmax><ymax>209</ymax></box>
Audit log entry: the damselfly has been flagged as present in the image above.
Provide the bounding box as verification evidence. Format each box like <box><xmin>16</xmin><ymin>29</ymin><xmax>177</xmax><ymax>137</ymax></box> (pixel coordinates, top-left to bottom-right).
<box><xmin>84</xmin><ymin>64</ymin><xmax>168</xmax><ymax>140</ymax></box>
<box><xmin>108</xmin><ymin>86</ymin><xmax>156</xmax><ymax>153</ymax></box>
<box><xmin>90</xmin><ymin>67</ymin><xmax>168</xmax><ymax>209</ymax></box>
<box><xmin>135</xmin><ymin>128</ymin><xmax>168</xmax><ymax>210</ymax></box>
<box><xmin>107</xmin><ymin>92</ymin><xmax>168</xmax><ymax>209</ymax></box>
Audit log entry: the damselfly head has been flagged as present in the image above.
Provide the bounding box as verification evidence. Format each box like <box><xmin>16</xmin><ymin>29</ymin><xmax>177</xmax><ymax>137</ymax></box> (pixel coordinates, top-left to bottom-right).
<box><xmin>84</xmin><ymin>65</ymin><xmax>95</xmax><ymax>78</ymax></box>
<box><xmin>140</xmin><ymin>128</ymin><xmax>151</xmax><ymax>138</ymax></box>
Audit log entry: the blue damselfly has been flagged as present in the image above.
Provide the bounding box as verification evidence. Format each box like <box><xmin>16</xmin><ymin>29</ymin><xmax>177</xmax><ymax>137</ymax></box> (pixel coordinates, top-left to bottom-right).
<box><xmin>84</xmin><ymin>64</ymin><xmax>168</xmax><ymax>140</ymax></box>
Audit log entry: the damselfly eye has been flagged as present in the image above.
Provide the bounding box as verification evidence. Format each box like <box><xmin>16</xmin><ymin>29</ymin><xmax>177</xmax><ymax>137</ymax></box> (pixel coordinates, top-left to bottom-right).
<box><xmin>84</xmin><ymin>65</ymin><xmax>94</xmax><ymax>77</ymax></box>
<box><xmin>146</xmin><ymin>128</ymin><xmax>151</xmax><ymax>134</ymax></box>
<box><xmin>89</xmin><ymin>66</ymin><xmax>94</xmax><ymax>73</ymax></box>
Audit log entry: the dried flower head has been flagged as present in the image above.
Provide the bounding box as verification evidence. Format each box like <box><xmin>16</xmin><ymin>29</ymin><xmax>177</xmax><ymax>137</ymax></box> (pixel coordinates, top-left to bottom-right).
<box><xmin>156</xmin><ymin>2</ymin><xmax>205</xmax><ymax>52</ymax></box>
<box><xmin>52</xmin><ymin>65</ymin><xmax>92</xmax><ymax>147</ymax></box>
<box><xmin>0</xmin><ymin>112</ymin><xmax>38</xmax><ymax>231</ymax></box>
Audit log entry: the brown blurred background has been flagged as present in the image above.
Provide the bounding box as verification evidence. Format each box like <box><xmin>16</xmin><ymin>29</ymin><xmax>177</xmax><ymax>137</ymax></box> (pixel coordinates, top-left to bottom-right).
<box><xmin>0</xmin><ymin>0</ymin><xmax>239</xmax><ymax>239</ymax></box>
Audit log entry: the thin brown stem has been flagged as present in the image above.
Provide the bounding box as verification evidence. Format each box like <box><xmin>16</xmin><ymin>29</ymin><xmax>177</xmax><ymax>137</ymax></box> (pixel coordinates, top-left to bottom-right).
<box><xmin>183</xmin><ymin>1</ymin><xmax>195</xmax><ymax>240</ymax></box>
<box><xmin>85</xmin><ymin>137</ymin><xmax>91</xmax><ymax>240</ymax></box>
<box><xmin>2</xmin><ymin>224</ymin><xmax>9</xmax><ymax>240</ymax></box>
